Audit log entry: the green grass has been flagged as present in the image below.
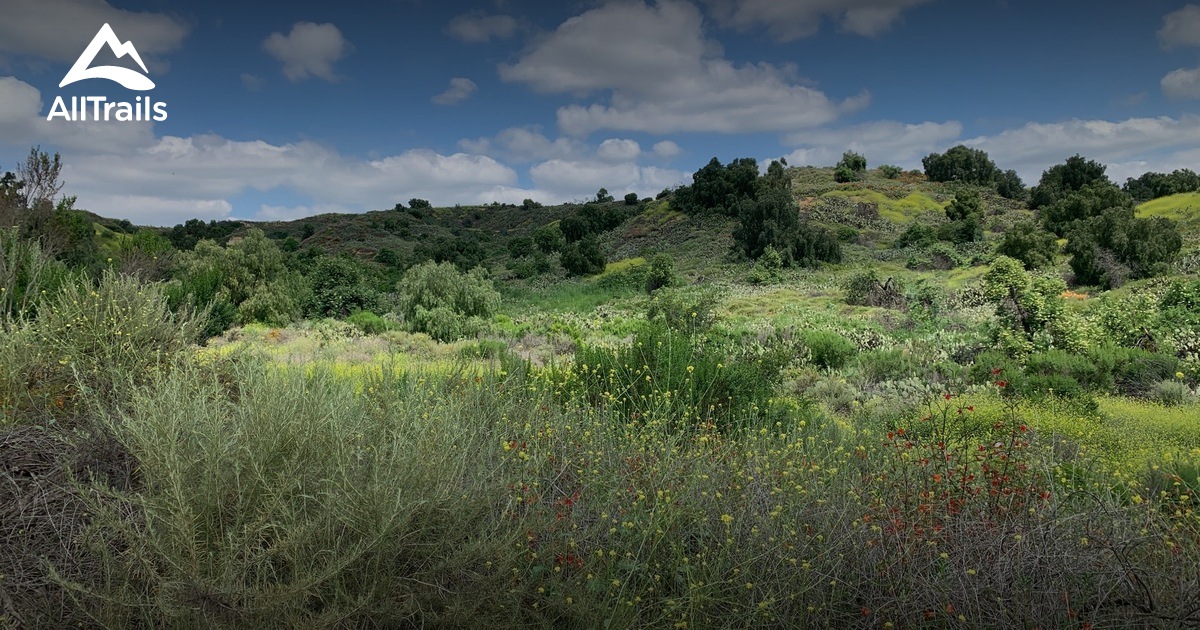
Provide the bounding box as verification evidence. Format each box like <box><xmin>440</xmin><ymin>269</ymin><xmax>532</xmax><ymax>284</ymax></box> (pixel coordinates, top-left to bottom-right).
<box><xmin>821</xmin><ymin>189</ymin><xmax>945</xmax><ymax>223</ymax></box>
<box><xmin>1137</xmin><ymin>192</ymin><xmax>1200</xmax><ymax>221</ymax></box>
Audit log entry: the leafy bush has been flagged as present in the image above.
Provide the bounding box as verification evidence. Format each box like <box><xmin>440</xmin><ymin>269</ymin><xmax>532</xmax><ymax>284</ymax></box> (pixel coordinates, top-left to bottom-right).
<box><xmin>560</xmin><ymin>235</ymin><xmax>606</xmax><ymax>276</ymax></box>
<box><xmin>394</xmin><ymin>261</ymin><xmax>500</xmax><ymax>342</ymax></box>
<box><xmin>802</xmin><ymin>330</ymin><xmax>857</xmax><ymax>370</ymax></box>
<box><xmin>996</xmin><ymin>221</ymin><xmax>1058</xmax><ymax>270</ymax></box>
<box><xmin>894</xmin><ymin>222</ymin><xmax>939</xmax><ymax>249</ymax></box>
<box><xmin>644</xmin><ymin>253</ymin><xmax>677</xmax><ymax>293</ymax></box>
<box><xmin>879</xmin><ymin>164</ymin><xmax>903</xmax><ymax>179</ymax></box>
<box><xmin>837</xmin><ymin>151</ymin><xmax>867</xmax><ymax>174</ymax></box>
<box><xmin>922</xmin><ymin>145</ymin><xmax>997</xmax><ymax>185</ymax></box>
<box><xmin>855</xmin><ymin>348</ymin><xmax>920</xmax><ymax>383</ymax></box>
<box><xmin>347</xmin><ymin>310</ymin><xmax>392</xmax><ymax>335</ymax></box>
<box><xmin>2</xmin><ymin>270</ymin><xmax>207</xmax><ymax>419</ymax></box>
<box><xmin>309</xmin><ymin>256</ymin><xmax>381</xmax><ymax>318</ymax></box>
<box><xmin>0</xmin><ymin>227</ymin><xmax>71</xmax><ymax>326</ymax></box>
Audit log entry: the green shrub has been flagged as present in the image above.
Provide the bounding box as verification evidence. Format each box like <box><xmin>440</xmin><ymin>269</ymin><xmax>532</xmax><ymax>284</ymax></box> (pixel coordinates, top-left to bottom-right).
<box><xmin>856</xmin><ymin>348</ymin><xmax>920</xmax><ymax>383</ymax></box>
<box><xmin>394</xmin><ymin>261</ymin><xmax>500</xmax><ymax>342</ymax></box>
<box><xmin>347</xmin><ymin>310</ymin><xmax>392</xmax><ymax>335</ymax></box>
<box><xmin>0</xmin><ymin>226</ymin><xmax>71</xmax><ymax>326</ymax></box>
<box><xmin>1154</xmin><ymin>380</ymin><xmax>1192</xmax><ymax>406</ymax></box>
<box><xmin>894</xmin><ymin>223</ymin><xmax>938</xmax><ymax>249</ymax></box>
<box><xmin>879</xmin><ymin>164</ymin><xmax>903</xmax><ymax>179</ymax></box>
<box><xmin>2</xmin><ymin>270</ymin><xmax>207</xmax><ymax>419</ymax></box>
<box><xmin>644</xmin><ymin>253</ymin><xmax>677</xmax><ymax>293</ymax></box>
<box><xmin>458</xmin><ymin>339</ymin><xmax>510</xmax><ymax>360</ymax></box>
<box><xmin>802</xmin><ymin>330</ymin><xmax>857</xmax><ymax>370</ymax></box>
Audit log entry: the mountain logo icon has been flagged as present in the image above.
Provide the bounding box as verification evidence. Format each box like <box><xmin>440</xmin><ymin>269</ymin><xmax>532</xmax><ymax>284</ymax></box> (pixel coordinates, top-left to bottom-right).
<box><xmin>59</xmin><ymin>23</ymin><xmax>155</xmax><ymax>91</ymax></box>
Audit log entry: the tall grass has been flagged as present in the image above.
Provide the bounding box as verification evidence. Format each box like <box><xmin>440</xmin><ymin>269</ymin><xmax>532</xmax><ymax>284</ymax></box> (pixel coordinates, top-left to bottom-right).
<box><xmin>46</xmin><ymin>355</ymin><xmax>1197</xmax><ymax>628</ymax></box>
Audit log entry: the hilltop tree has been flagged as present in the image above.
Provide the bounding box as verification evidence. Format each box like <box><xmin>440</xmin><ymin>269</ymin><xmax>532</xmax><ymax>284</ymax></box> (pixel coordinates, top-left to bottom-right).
<box><xmin>1122</xmin><ymin>168</ymin><xmax>1200</xmax><ymax>202</ymax></box>
<box><xmin>834</xmin><ymin>151</ymin><xmax>867</xmax><ymax>183</ymax></box>
<box><xmin>1039</xmin><ymin>181</ymin><xmax>1130</xmax><ymax>237</ymax></box>
<box><xmin>1029</xmin><ymin>155</ymin><xmax>1110</xmax><ymax>210</ymax></box>
<box><xmin>408</xmin><ymin>198</ymin><xmax>432</xmax><ymax>209</ymax></box>
<box><xmin>673</xmin><ymin>156</ymin><xmax>759</xmax><ymax>215</ymax></box>
<box><xmin>995</xmin><ymin>169</ymin><xmax>1026</xmax><ymax>200</ymax></box>
<box><xmin>922</xmin><ymin>145</ymin><xmax>997</xmax><ymax>185</ymax></box>
<box><xmin>594</xmin><ymin>188</ymin><xmax>614</xmax><ymax>203</ymax></box>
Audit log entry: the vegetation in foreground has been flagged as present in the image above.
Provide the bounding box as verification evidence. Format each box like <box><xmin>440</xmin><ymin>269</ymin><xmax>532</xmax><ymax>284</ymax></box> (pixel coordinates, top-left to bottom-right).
<box><xmin>1</xmin><ymin>146</ymin><xmax>1199</xmax><ymax>628</ymax></box>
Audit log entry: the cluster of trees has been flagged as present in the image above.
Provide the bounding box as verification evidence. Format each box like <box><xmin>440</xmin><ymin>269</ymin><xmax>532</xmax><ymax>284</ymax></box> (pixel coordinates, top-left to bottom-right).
<box><xmin>1122</xmin><ymin>169</ymin><xmax>1200</xmax><ymax>202</ymax></box>
<box><xmin>1026</xmin><ymin>155</ymin><xmax>1181</xmax><ymax>287</ymax></box>
<box><xmin>670</xmin><ymin>157</ymin><xmax>841</xmax><ymax>267</ymax></box>
<box><xmin>834</xmin><ymin>151</ymin><xmax>867</xmax><ymax>183</ymax></box>
<box><xmin>922</xmin><ymin>145</ymin><xmax>1025</xmax><ymax>200</ymax></box>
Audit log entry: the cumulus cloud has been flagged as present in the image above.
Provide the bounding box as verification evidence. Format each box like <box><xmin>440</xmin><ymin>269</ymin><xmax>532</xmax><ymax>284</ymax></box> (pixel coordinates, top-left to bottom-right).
<box><xmin>0</xmin><ymin>0</ymin><xmax>187</xmax><ymax>65</ymax></box>
<box><xmin>446</xmin><ymin>12</ymin><xmax>520</xmax><ymax>43</ymax></box>
<box><xmin>431</xmin><ymin>77</ymin><xmax>477</xmax><ymax>105</ymax></box>
<box><xmin>703</xmin><ymin>0</ymin><xmax>934</xmax><ymax>40</ymax></box>
<box><xmin>652</xmin><ymin>140</ymin><xmax>682</xmax><ymax>158</ymax></box>
<box><xmin>966</xmin><ymin>115</ymin><xmax>1200</xmax><ymax>183</ymax></box>
<box><xmin>0</xmin><ymin>76</ymin><xmax>156</xmax><ymax>153</ymax></box>
<box><xmin>530</xmin><ymin>159</ymin><xmax>688</xmax><ymax>201</ymax></box>
<box><xmin>596</xmin><ymin>138</ymin><xmax>641</xmax><ymax>162</ymax></box>
<box><xmin>262</xmin><ymin>22</ymin><xmax>351</xmax><ymax>82</ymax></box>
<box><xmin>499</xmin><ymin>0</ymin><xmax>867</xmax><ymax>135</ymax></box>
<box><xmin>1162</xmin><ymin>66</ymin><xmax>1200</xmax><ymax>99</ymax></box>
<box><xmin>1159</xmin><ymin>4</ymin><xmax>1200</xmax><ymax>48</ymax></box>
<box><xmin>782</xmin><ymin>120</ymin><xmax>963</xmax><ymax>168</ymax></box>
<box><xmin>457</xmin><ymin>126</ymin><xmax>583</xmax><ymax>163</ymax></box>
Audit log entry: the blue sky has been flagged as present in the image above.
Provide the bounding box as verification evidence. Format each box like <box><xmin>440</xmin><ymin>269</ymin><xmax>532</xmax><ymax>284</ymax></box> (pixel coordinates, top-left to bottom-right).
<box><xmin>1</xmin><ymin>0</ymin><xmax>1199</xmax><ymax>225</ymax></box>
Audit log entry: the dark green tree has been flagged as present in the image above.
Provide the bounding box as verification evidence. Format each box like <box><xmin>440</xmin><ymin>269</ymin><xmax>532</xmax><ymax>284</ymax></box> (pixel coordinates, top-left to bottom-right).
<box><xmin>561</xmin><ymin>235</ymin><xmax>606</xmax><ymax>276</ymax></box>
<box><xmin>995</xmin><ymin>169</ymin><xmax>1026</xmax><ymax>200</ymax></box>
<box><xmin>1029</xmin><ymin>155</ymin><xmax>1110</xmax><ymax>210</ymax></box>
<box><xmin>939</xmin><ymin>189</ymin><xmax>984</xmax><ymax>243</ymax></box>
<box><xmin>408</xmin><ymin>198</ymin><xmax>432</xmax><ymax>209</ymax></box>
<box><xmin>996</xmin><ymin>221</ymin><xmax>1058</xmax><ymax>270</ymax></box>
<box><xmin>1039</xmin><ymin>182</ymin><xmax>1131</xmax><ymax>237</ymax></box>
<box><xmin>624</xmin><ymin>192</ymin><xmax>640</xmax><ymax>205</ymax></box>
<box><xmin>594</xmin><ymin>188</ymin><xmax>614</xmax><ymax>203</ymax></box>
<box><xmin>921</xmin><ymin>145</ymin><xmax>997</xmax><ymax>185</ymax></box>
<box><xmin>533</xmin><ymin>223</ymin><xmax>565</xmax><ymax>254</ymax></box>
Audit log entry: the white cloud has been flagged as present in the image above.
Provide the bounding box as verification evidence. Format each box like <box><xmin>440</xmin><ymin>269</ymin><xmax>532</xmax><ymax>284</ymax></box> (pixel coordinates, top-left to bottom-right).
<box><xmin>1162</xmin><ymin>66</ymin><xmax>1200</xmax><ymax>99</ymax></box>
<box><xmin>703</xmin><ymin>0</ymin><xmax>933</xmax><ymax>40</ymax></box>
<box><xmin>781</xmin><ymin>120</ymin><xmax>963</xmax><ymax>168</ymax></box>
<box><xmin>257</xmin><ymin>203</ymin><xmax>355</xmax><ymax>221</ymax></box>
<box><xmin>530</xmin><ymin>159</ymin><xmax>688</xmax><ymax>201</ymax></box>
<box><xmin>596</xmin><ymin>138</ymin><xmax>641</xmax><ymax>162</ymax></box>
<box><xmin>0</xmin><ymin>0</ymin><xmax>187</xmax><ymax>65</ymax></box>
<box><xmin>0</xmin><ymin>76</ymin><xmax>155</xmax><ymax>154</ymax></box>
<box><xmin>457</xmin><ymin>126</ymin><xmax>583</xmax><ymax>163</ymax></box>
<box><xmin>446</xmin><ymin>12</ymin><xmax>519</xmax><ymax>43</ymax></box>
<box><xmin>966</xmin><ymin>115</ymin><xmax>1200</xmax><ymax>183</ymax></box>
<box><xmin>431</xmin><ymin>77</ymin><xmax>477</xmax><ymax>105</ymax></box>
<box><xmin>652</xmin><ymin>140</ymin><xmax>682</xmax><ymax>158</ymax></box>
<box><xmin>1159</xmin><ymin>4</ymin><xmax>1200</xmax><ymax>48</ymax></box>
<box><xmin>262</xmin><ymin>22</ymin><xmax>351</xmax><ymax>82</ymax></box>
<box><xmin>498</xmin><ymin>0</ymin><xmax>866</xmax><ymax>135</ymax></box>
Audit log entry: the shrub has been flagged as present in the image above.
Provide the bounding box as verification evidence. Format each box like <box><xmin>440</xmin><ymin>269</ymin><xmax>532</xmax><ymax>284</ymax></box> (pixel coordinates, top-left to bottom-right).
<box><xmin>394</xmin><ymin>261</ymin><xmax>500</xmax><ymax>342</ymax></box>
<box><xmin>894</xmin><ymin>222</ymin><xmax>939</xmax><ymax>249</ymax></box>
<box><xmin>309</xmin><ymin>256</ymin><xmax>381</xmax><ymax>318</ymax></box>
<box><xmin>560</xmin><ymin>235</ymin><xmax>606</xmax><ymax>276</ymax></box>
<box><xmin>646</xmin><ymin>285</ymin><xmax>720</xmax><ymax>334</ymax></box>
<box><xmin>996</xmin><ymin>221</ymin><xmax>1058</xmax><ymax>270</ymax></box>
<box><xmin>347</xmin><ymin>310</ymin><xmax>392</xmax><ymax>335</ymax></box>
<box><xmin>855</xmin><ymin>348</ymin><xmax>920</xmax><ymax>383</ymax></box>
<box><xmin>572</xmin><ymin>326</ymin><xmax>779</xmax><ymax>429</ymax></box>
<box><xmin>644</xmin><ymin>253</ymin><xmax>677</xmax><ymax>293</ymax></box>
<box><xmin>802</xmin><ymin>330</ymin><xmax>857</xmax><ymax>370</ymax></box>
<box><xmin>3</xmin><ymin>270</ymin><xmax>207</xmax><ymax>419</ymax></box>
<box><xmin>922</xmin><ymin>145</ymin><xmax>997</xmax><ymax>185</ymax></box>
<box><xmin>879</xmin><ymin>164</ymin><xmax>903</xmax><ymax>179</ymax></box>
<box><xmin>0</xmin><ymin>227</ymin><xmax>71</xmax><ymax>326</ymax></box>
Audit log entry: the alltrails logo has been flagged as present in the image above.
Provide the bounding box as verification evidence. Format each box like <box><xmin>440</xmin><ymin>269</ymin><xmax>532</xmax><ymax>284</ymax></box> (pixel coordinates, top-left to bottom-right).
<box><xmin>46</xmin><ymin>23</ymin><xmax>168</xmax><ymax>122</ymax></box>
